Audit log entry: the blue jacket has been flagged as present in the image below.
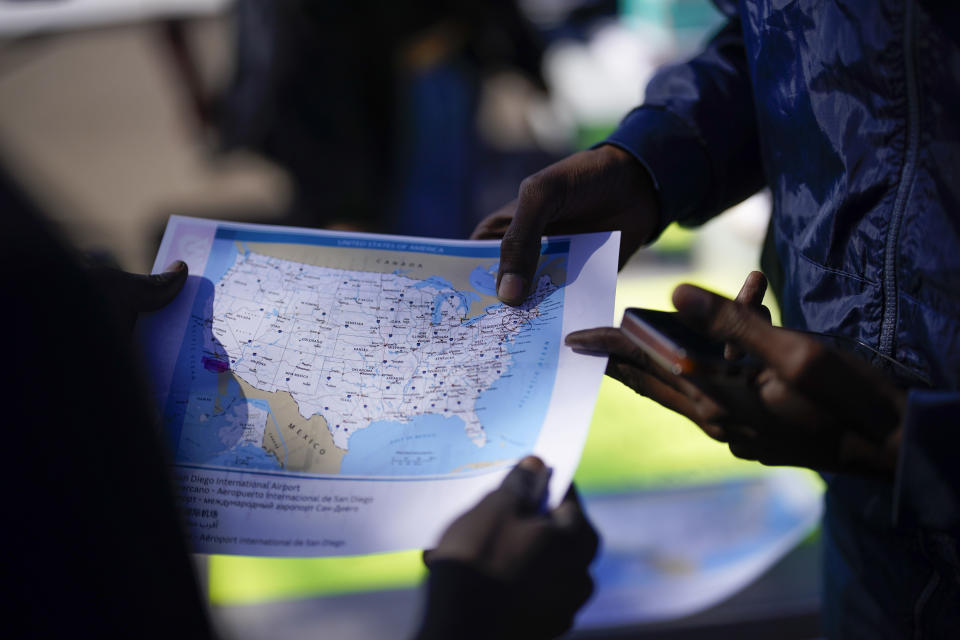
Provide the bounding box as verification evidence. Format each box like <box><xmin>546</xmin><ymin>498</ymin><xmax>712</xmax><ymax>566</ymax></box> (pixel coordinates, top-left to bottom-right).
<box><xmin>604</xmin><ymin>1</ymin><xmax>960</xmax><ymax>636</ymax></box>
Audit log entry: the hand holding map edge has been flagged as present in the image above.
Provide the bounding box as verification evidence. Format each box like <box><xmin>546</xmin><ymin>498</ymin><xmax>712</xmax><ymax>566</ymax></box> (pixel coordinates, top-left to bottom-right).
<box><xmin>88</xmin><ymin>260</ymin><xmax>188</xmax><ymax>332</ymax></box>
<box><xmin>470</xmin><ymin>145</ymin><xmax>660</xmax><ymax>305</ymax></box>
<box><xmin>420</xmin><ymin>456</ymin><xmax>598</xmax><ymax>639</ymax></box>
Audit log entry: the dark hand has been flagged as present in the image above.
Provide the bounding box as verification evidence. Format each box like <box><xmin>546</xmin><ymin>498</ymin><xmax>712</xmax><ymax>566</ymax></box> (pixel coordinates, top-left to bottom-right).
<box><xmin>471</xmin><ymin>145</ymin><xmax>660</xmax><ymax>305</ymax></box>
<box><xmin>671</xmin><ymin>282</ymin><xmax>906</xmax><ymax>472</ymax></box>
<box><xmin>422</xmin><ymin>456</ymin><xmax>598</xmax><ymax>639</ymax></box>
<box><xmin>87</xmin><ymin>261</ymin><xmax>189</xmax><ymax>332</ymax></box>
<box><xmin>566</xmin><ymin>275</ymin><xmax>906</xmax><ymax>474</ymax></box>
<box><xmin>723</xmin><ymin>270</ymin><xmax>771</xmax><ymax>359</ymax></box>
<box><xmin>565</xmin><ymin>272</ymin><xmax>770</xmax><ymax>443</ymax></box>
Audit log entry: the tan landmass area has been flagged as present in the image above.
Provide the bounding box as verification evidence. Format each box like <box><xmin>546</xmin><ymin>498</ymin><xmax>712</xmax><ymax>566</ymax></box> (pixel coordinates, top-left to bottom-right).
<box><xmin>448</xmin><ymin>459</ymin><xmax>515</xmax><ymax>474</ymax></box>
<box><xmin>225</xmin><ymin>373</ymin><xmax>346</xmax><ymax>474</ymax></box>
<box><xmin>650</xmin><ymin>553</ymin><xmax>697</xmax><ymax>575</ymax></box>
<box><xmin>240</xmin><ymin>240</ymin><xmax>566</xmax><ymax>319</ymax></box>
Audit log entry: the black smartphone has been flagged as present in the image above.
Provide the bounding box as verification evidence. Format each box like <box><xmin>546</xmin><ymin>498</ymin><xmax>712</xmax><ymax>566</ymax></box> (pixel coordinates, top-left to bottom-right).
<box><xmin>619</xmin><ymin>307</ymin><xmax>769</xmax><ymax>425</ymax></box>
<box><xmin>620</xmin><ymin>308</ymin><xmax>760</xmax><ymax>381</ymax></box>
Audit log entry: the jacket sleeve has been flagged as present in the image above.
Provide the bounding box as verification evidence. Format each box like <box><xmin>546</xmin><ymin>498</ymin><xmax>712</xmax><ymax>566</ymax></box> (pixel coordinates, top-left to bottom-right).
<box><xmin>893</xmin><ymin>390</ymin><xmax>960</xmax><ymax>535</ymax></box>
<box><xmin>602</xmin><ymin>13</ymin><xmax>766</xmax><ymax>238</ymax></box>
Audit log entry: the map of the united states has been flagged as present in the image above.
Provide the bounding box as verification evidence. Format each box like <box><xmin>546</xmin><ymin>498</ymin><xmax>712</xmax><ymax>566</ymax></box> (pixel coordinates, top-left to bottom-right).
<box><xmin>201</xmin><ymin>250</ymin><xmax>559</xmax><ymax>473</ymax></box>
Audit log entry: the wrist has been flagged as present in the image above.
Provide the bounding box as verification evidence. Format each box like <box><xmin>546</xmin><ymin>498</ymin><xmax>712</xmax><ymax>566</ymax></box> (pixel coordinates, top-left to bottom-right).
<box><xmin>592</xmin><ymin>143</ymin><xmax>662</xmax><ymax>246</ymax></box>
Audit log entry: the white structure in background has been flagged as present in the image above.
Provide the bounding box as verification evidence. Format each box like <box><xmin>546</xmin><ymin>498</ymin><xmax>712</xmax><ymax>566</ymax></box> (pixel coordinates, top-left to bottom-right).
<box><xmin>541</xmin><ymin>21</ymin><xmax>666</xmax><ymax>132</ymax></box>
<box><xmin>0</xmin><ymin>0</ymin><xmax>232</xmax><ymax>36</ymax></box>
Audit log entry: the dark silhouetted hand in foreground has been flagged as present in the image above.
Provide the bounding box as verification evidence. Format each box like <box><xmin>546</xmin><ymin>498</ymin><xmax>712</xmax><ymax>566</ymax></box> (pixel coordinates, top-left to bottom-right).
<box><xmin>416</xmin><ymin>456</ymin><xmax>599</xmax><ymax>640</ymax></box>
<box><xmin>86</xmin><ymin>260</ymin><xmax>189</xmax><ymax>332</ymax></box>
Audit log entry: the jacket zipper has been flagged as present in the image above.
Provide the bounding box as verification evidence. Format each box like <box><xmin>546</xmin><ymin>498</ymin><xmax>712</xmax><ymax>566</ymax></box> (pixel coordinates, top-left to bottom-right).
<box><xmin>880</xmin><ymin>0</ymin><xmax>920</xmax><ymax>357</ymax></box>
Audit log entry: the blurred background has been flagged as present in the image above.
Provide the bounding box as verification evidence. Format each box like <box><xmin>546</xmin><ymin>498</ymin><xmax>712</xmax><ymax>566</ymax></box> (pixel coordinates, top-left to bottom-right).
<box><xmin>0</xmin><ymin>1</ymin><xmax>822</xmax><ymax>638</ymax></box>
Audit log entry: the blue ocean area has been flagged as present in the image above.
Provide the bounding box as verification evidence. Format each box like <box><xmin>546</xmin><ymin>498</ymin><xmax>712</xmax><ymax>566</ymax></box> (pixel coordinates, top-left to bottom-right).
<box><xmin>340</xmin><ymin>414</ymin><xmax>474</xmax><ymax>475</ymax></box>
<box><xmin>204</xmin><ymin>238</ymin><xmax>247</xmax><ymax>283</ymax></box>
<box><xmin>207</xmin><ymin>443</ymin><xmax>281</xmax><ymax>471</ymax></box>
<box><xmin>172</xmin><ymin>366</ymin><xmax>243</xmax><ymax>463</ymax></box>
<box><xmin>469</xmin><ymin>262</ymin><xmax>498</xmax><ymax>296</ymax></box>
